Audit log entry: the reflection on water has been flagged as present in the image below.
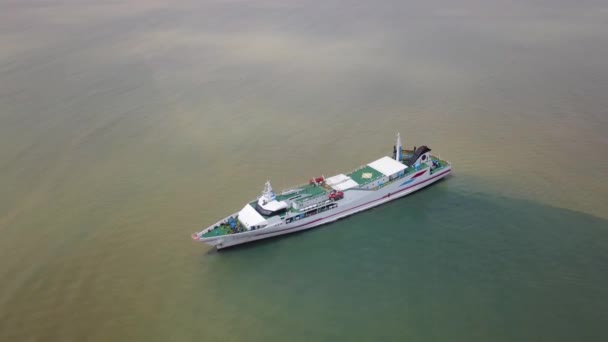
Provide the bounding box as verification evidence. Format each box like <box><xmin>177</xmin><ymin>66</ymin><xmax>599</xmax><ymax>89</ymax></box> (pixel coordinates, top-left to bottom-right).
<box><xmin>1</xmin><ymin>1</ymin><xmax>607</xmax><ymax>341</ymax></box>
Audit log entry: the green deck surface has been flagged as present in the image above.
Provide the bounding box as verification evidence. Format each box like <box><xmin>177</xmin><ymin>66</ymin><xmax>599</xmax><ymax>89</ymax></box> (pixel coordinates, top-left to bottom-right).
<box><xmin>348</xmin><ymin>165</ymin><xmax>384</xmax><ymax>185</ymax></box>
<box><xmin>300</xmin><ymin>183</ymin><xmax>327</xmax><ymax>196</ymax></box>
<box><xmin>430</xmin><ymin>156</ymin><xmax>449</xmax><ymax>174</ymax></box>
<box><xmin>201</xmin><ymin>219</ymin><xmax>246</xmax><ymax>238</ymax></box>
<box><xmin>276</xmin><ymin>183</ymin><xmax>328</xmax><ymax>202</ymax></box>
<box><xmin>275</xmin><ymin>192</ymin><xmax>297</xmax><ymax>202</ymax></box>
<box><xmin>202</xmin><ymin>225</ymin><xmax>232</xmax><ymax>238</ymax></box>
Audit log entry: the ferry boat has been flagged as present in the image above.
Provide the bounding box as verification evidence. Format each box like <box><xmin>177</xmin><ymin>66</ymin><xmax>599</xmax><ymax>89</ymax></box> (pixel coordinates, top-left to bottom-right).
<box><xmin>192</xmin><ymin>133</ymin><xmax>451</xmax><ymax>249</ymax></box>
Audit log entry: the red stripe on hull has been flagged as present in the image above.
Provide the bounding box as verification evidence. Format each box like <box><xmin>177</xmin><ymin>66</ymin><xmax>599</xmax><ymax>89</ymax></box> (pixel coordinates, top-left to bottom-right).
<box><xmin>412</xmin><ymin>170</ymin><xmax>427</xmax><ymax>178</ymax></box>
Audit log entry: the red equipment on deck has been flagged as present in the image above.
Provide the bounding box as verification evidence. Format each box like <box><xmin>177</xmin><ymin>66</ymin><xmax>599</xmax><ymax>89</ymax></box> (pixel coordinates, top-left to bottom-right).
<box><xmin>309</xmin><ymin>176</ymin><xmax>325</xmax><ymax>185</ymax></box>
<box><xmin>329</xmin><ymin>190</ymin><xmax>344</xmax><ymax>201</ymax></box>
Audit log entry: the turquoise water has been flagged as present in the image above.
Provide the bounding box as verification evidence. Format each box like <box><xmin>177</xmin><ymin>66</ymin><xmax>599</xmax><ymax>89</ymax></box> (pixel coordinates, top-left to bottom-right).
<box><xmin>1</xmin><ymin>1</ymin><xmax>608</xmax><ymax>341</ymax></box>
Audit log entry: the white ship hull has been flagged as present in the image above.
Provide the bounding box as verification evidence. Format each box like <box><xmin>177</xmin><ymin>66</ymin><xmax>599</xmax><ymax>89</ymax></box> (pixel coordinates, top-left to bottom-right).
<box><xmin>197</xmin><ymin>166</ymin><xmax>451</xmax><ymax>249</ymax></box>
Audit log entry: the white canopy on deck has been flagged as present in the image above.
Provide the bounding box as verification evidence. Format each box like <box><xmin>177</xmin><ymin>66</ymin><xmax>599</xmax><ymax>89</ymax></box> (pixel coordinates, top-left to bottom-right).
<box><xmin>326</xmin><ymin>174</ymin><xmax>359</xmax><ymax>191</ymax></box>
<box><xmin>368</xmin><ymin>156</ymin><xmax>407</xmax><ymax>176</ymax></box>
<box><xmin>238</xmin><ymin>204</ymin><xmax>267</xmax><ymax>228</ymax></box>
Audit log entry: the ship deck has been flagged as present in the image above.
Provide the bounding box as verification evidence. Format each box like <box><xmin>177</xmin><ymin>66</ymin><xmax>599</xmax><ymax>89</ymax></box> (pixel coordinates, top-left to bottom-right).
<box><xmin>275</xmin><ymin>182</ymin><xmax>328</xmax><ymax>202</ymax></box>
<box><xmin>348</xmin><ymin>165</ymin><xmax>384</xmax><ymax>186</ymax></box>
<box><xmin>201</xmin><ymin>225</ymin><xmax>232</xmax><ymax>238</ymax></box>
<box><xmin>430</xmin><ymin>156</ymin><xmax>450</xmax><ymax>171</ymax></box>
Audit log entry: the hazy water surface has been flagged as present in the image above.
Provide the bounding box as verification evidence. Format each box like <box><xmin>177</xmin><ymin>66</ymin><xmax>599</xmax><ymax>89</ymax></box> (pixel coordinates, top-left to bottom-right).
<box><xmin>1</xmin><ymin>1</ymin><xmax>608</xmax><ymax>341</ymax></box>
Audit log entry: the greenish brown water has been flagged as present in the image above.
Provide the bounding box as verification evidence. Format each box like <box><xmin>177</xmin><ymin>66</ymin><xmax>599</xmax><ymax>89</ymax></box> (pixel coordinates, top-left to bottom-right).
<box><xmin>1</xmin><ymin>1</ymin><xmax>608</xmax><ymax>341</ymax></box>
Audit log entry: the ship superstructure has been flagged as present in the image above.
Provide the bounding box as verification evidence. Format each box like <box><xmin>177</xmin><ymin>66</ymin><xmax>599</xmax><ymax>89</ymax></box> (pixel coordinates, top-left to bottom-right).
<box><xmin>192</xmin><ymin>133</ymin><xmax>451</xmax><ymax>249</ymax></box>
